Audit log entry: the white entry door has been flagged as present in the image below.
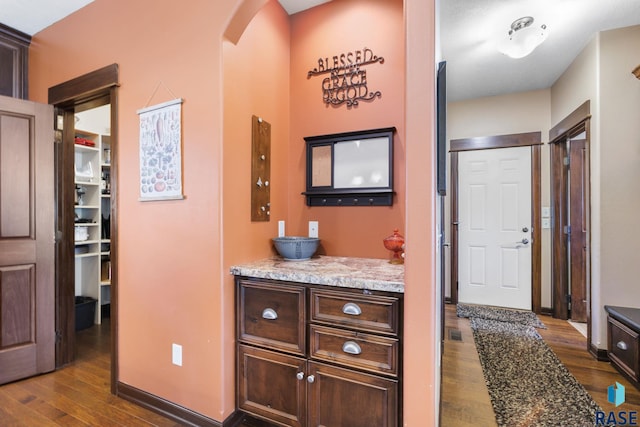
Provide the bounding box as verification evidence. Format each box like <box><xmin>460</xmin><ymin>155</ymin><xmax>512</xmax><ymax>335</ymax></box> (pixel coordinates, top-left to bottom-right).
<box><xmin>458</xmin><ymin>146</ymin><xmax>532</xmax><ymax>310</ymax></box>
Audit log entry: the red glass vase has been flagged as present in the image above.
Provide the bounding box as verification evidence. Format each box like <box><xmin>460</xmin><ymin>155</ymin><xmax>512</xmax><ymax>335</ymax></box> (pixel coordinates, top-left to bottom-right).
<box><xmin>383</xmin><ymin>229</ymin><xmax>404</xmax><ymax>264</ymax></box>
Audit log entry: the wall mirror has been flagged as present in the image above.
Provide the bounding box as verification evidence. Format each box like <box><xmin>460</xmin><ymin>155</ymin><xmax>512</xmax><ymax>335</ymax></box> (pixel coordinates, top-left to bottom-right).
<box><xmin>303</xmin><ymin>127</ymin><xmax>395</xmax><ymax>206</ymax></box>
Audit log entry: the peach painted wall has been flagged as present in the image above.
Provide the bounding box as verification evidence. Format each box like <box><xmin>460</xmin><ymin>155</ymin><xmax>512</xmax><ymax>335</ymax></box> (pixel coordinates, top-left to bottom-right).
<box><xmin>28</xmin><ymin>0</ymin><xmax>438</xmax><ymax>423</ymax></box>
<box><xmin>222</xmin><ymin>0</ymin><xmax>291</xmax><ymax>414</ymax></box>
<box><xmin>29</xmin><ymin>0</ymin><xmax>241</xmax><ymax>419</ymax></box>
<box><xmin>404</xmin><ymin>0</ymin><xmax>437</xmax><ymax>423</ymax></box>
<box><xmin>288</xmin><ymin>0</ymin><xmax>406</xmax><ymax>259</ymax></box>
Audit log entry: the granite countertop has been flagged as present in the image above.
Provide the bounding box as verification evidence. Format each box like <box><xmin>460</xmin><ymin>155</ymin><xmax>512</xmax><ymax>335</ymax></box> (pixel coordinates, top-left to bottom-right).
<box><xmin>230</xmin><ymin>256</ymin><xmax>404</xmax><ymax>293</ymax></box>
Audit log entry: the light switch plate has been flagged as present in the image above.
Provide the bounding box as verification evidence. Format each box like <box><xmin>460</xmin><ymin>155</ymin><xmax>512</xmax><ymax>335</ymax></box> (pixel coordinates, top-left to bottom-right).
<box><xmin>309</xmin><ymin>221</ymin><xmax>319</xmax><ymax>238</ymax></box>
<box><xmin>542</xmin><ymin>207</ymin><xmax>550</xmax><ymax>218</ymax></box>
<box><xmin>172</xmin><ymin>343</ymin><xmax>182</xmax><ymax>366</ymax></box>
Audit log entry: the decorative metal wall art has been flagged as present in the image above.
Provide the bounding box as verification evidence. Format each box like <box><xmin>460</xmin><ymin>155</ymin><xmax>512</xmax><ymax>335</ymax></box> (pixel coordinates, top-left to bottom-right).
<box><xmin>307</xmin><ymin>47</ymin><xmax>384</xmax><ymax>108</ymax></box>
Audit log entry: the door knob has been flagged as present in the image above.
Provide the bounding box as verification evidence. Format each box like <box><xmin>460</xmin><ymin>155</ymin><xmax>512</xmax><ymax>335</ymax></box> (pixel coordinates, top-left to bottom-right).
<box><xmin>519</xmin><ymin>238</ymin><xmax>529</xmax><ymax>245</ymax></box>
<box><xmin>522</xmin><ymin>227</ymin><xmax>529</xmax><ymax>232</ymax></box>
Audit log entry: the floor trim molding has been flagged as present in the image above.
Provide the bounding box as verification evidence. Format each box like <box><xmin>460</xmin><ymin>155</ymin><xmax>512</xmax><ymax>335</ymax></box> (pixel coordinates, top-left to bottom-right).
<box><xmin>589</xmin><ymin>344</ymin><xmax>609</xmax><ymax>362</ymax></box>
<box><xmin>540</xmin><ymin>306</ymin><xmax>553</xmax><ymax>316</ymax></box>
<box><xmin>117</xmin><ymin>381</ymin><xmax>236</xmax><ymax>427</ymax></box>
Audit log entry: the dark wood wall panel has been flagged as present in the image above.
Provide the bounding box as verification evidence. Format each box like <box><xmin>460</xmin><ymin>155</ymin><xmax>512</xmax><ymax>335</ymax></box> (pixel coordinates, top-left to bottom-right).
<box><xmin>450</xmin><ymin>153</ymin><xmax>459</xmax><ymax>304</ymax></box>
<box><xmin>0</xmin><ymin>265</ymin><xmax>35</xmax><ymax>348</ymax></box>
<box><xmin>550</xmin><ymin>142</ymin><xmax>569</xmax><ymax>320</ymax></box>
<box><xmin>531</xmin><ymin>145</ymin><xmax>541</xmax><ymax>313</ymax></box>
<box><xmin>549</xmin><ymin>101</ymin><xmax>590</xmax><ymax>141</ymax></box>
<box><xmin>0</xmin><ymin>115</ymin><xmax>32</xmax><ymax>238</ymax></box>
<box><xmin>0</xmin><ymin>47</ymin><xmax>14</xmax><ymax>96</ymax></box>
<box><xmin>450</xmin><ymin>132</ymin><xmax>542</xmax><ymax>152</ymax></box>
<box><xmin>0</xmin><ymin>23</ymin><xmax>30</xmax><ymax>99</ymax></box>
<box><xmin>48</xmin><ymin>64</ymin><xmax>118</xmax><ymax>106</ymax></box>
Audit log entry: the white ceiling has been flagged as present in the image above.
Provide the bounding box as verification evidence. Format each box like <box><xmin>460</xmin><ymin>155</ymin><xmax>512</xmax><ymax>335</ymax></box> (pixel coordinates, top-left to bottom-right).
<box><xmin>277</xmin><ymin>0</ymin><xmax>331</xmax><ymax>15</ymax></box>
<box><xmin>0</xmin><ymin>0</ymin><xmax>328</xmax><ymax>35</ymax></box>
<box><xmin>2</xmin><ymin>0</ymin><xmax>638</xmax><ymax>102</ymax></box>
<box><xmin>441</xmin><ymin>0</ymin><xmax>640</xmax><ymax>101</ymax></box>
<box><xmin>0</xmin><ymin>0</ymin><xmax>95</xmax><ymax>35</ymax></box>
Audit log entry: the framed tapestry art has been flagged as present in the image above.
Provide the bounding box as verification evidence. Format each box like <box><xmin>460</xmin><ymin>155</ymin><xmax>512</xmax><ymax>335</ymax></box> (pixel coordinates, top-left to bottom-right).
<box><xmin>137</xmin><ymin>98</ymin><xmax>184</xmax><ymax>201</ymax></box>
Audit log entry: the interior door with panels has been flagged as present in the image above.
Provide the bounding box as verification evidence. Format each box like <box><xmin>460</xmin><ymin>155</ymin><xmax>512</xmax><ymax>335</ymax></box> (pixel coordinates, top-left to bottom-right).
<box><xmin>569</xmin><ymin>138</ymin><xmax>587</xmax><ymax>322</ymax></box>
<box><xmin>0</xmin><ymin>95</ymin><xmax>55</xmax><ymax>384</ymax></box>
<box><xmin>458</xmin><ymin>146</ymin><xmax>532</xmax><ymax>310</ymax></box>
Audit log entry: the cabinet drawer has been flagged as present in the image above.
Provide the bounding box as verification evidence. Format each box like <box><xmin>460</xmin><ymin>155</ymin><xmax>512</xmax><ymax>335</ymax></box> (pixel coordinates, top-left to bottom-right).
<box><xmin>238</xmin><ymin>279</ymin><xmax>305</xmax><ymax>355</ymax></box>
<box><xmin>310</xmin><ymin>288</ymin><xmax>400</xmax><ymax>335</ymax></box>
<box><xmin>309</xmin><ymin>325</ymin><xmax>399</xmax><ymax>376</ymax></box>
<box><xmin>608</xmin><ymin>317</ymin><xmax>640</xmax><ymax>381</ymax></box>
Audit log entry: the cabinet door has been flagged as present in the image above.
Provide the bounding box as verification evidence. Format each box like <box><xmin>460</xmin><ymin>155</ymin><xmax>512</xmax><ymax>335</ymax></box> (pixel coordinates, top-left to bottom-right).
<box><xmin>307</xmin><ymin>362</ymin><xmax>398</xmax><ymax>427</ymax></box>
<box><xmin>238</xmin><ymin>345</ymin><xmax>306</xmax><ymax>427</ymax></box>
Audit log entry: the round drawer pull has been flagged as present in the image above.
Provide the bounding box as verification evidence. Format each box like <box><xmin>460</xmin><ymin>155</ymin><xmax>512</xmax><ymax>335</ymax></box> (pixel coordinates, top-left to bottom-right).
<box><xmin>342</xmin><ymin>302</ymin><xmax>362</xmax><ymax>316</ymax></box>
<box><xmin>296</xmin><ymin>371</ymin><xmax>305</xmax><ymax>380</ymax></box>
<box><xmin>262</xmin><ymin>308</ymin><xmax>278</xmax><ymax>320</ymax></box>
<box><xmin>342</xmin><ymin>341</ymin><xmax>362</xmax><ymax>355</ymax></box>
<box><xmin>616</xmin><ymin>341</ymin><xmax>628</xmax><ymax>351</ymax></box>
<box><xmin>307</xmin><ymin>375</ymin><xmax>315</xmax><ymax>384</ymax></box>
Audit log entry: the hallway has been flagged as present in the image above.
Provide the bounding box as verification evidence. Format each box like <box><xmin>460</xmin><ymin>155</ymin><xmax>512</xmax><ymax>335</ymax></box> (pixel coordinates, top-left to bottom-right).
<box><xmin>441</xmin><ymin>304</ymin><xmax>640</xmax><ymax>426</ymax></box>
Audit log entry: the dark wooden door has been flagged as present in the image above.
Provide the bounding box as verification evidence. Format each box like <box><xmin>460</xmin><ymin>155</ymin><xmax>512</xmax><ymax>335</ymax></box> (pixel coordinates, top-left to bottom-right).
<box><xmin>0</xmin><ymin>95</ymin><xmax>55</xmax><ymax>384</ymax></box>
<box><xmin>237</xmin><ymin>344</ymin><xmax>306</xmax><ymax>427</ymax></box>
<box><xmin>569</xmin><ymin>139</ymin><xmax>587</xmax><ymax>322</ymax></box>
<box><xmin>308</xmin><ymin>361</ymin><xmax>398</xmax><ymax>427</ymax></box>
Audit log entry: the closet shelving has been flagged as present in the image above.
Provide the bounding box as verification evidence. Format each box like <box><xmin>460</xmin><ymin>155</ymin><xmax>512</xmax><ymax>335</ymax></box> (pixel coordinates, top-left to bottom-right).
<box><xmin>74</xmin><ymin>130</ymin><xmax>111</xmax><ymax>324</ymax></box>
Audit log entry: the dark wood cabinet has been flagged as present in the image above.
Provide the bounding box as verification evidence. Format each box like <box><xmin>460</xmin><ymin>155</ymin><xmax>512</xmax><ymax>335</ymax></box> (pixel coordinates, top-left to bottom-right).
<box><xmin>238</xmin><ymin>345</ymin><xmax>306</xmax><ymax>426</ymax></box>
<box><xmin>307</xmin><ymin>362</ymin><xmax>397</xmax><ymax>427</ymax></box>
<box><xmin>236</xmin><ymin>277</ymin><xmax>403</xmax><ymax>427</ymax></box>
<box><xmin>0</xmin><ymin>24</ymin><xmax>30</xmax><ymax>99</ymax></box>
<box><xmin>605</xmin><ymin>305</ymin><xmax>640</xmax><ymax>388</ymax></box>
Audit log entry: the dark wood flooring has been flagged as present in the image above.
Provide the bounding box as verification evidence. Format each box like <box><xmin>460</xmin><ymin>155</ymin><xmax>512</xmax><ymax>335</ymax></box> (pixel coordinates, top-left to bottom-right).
<box><xmin>0</xmin><ymin>319</ymin><xmax>183</xmax><ymax>426</ymax></box>
<box><xmin>441</xmin><ymin>303</ymin><xmax>640</xmax><ymax>426</ymax></box>
<box><xmin>3</xmin><ymin>306</ymin><xmax>638</xmax><ymax>426</ymax></box>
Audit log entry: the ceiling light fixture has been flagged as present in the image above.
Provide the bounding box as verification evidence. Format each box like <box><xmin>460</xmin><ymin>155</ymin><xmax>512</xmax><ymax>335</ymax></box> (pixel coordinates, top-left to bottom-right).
<box><xmin>500</xmin><ymin>16</ymin><xmax>548</xmax><ymax>59</ymax></box>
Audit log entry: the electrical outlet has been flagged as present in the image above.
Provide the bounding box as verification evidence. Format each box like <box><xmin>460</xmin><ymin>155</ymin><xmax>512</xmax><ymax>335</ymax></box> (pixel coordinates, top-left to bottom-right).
<box><xmin>278</xmin><ymin>220</ymin><xmax>285</xmax><ymax>237</ymax></box>
<box><xmin>309</xmin><ymin>221</ymin><xmax>319</xmax><ymax>238</ymax></box>
<box><xmin>172</xmin><ymin>343</ymin><xmax>182</xmax><ymax>366</ymax></box>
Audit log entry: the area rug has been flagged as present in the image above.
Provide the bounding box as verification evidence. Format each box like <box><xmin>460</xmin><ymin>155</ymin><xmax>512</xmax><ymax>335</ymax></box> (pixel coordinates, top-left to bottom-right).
<box><xmin>470</xmin><ymin>317</ymin><xmax>605</xmax><ymax>426</ymax></box>
<box><xmin>457</xmin><ymin>303</ymin><xmax>546</xmax><ymax>329</ymax></box>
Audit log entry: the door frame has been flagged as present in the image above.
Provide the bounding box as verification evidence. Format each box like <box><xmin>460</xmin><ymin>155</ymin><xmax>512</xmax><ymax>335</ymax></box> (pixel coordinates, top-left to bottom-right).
<box><xmin>49</xmin><ymin>64</ymin><xmax>119</xmax><ymax>393</ymax></box>
<box><xmin>450</xmin><ymin>132</ymin><xmax>542</xmax><ymax>313</ymax></box>
<box><xmin>548</xmin><ymin>101</ymin><xmax>593</xmax><ymax>354</ymax></box>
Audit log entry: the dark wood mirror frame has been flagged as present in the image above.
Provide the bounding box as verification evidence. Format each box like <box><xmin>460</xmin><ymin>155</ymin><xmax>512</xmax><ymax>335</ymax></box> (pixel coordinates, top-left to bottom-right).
<box><xmin>303</xmin><ymin>127</ymin><xmax>396</xmax><ymax>206</ymax></box>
